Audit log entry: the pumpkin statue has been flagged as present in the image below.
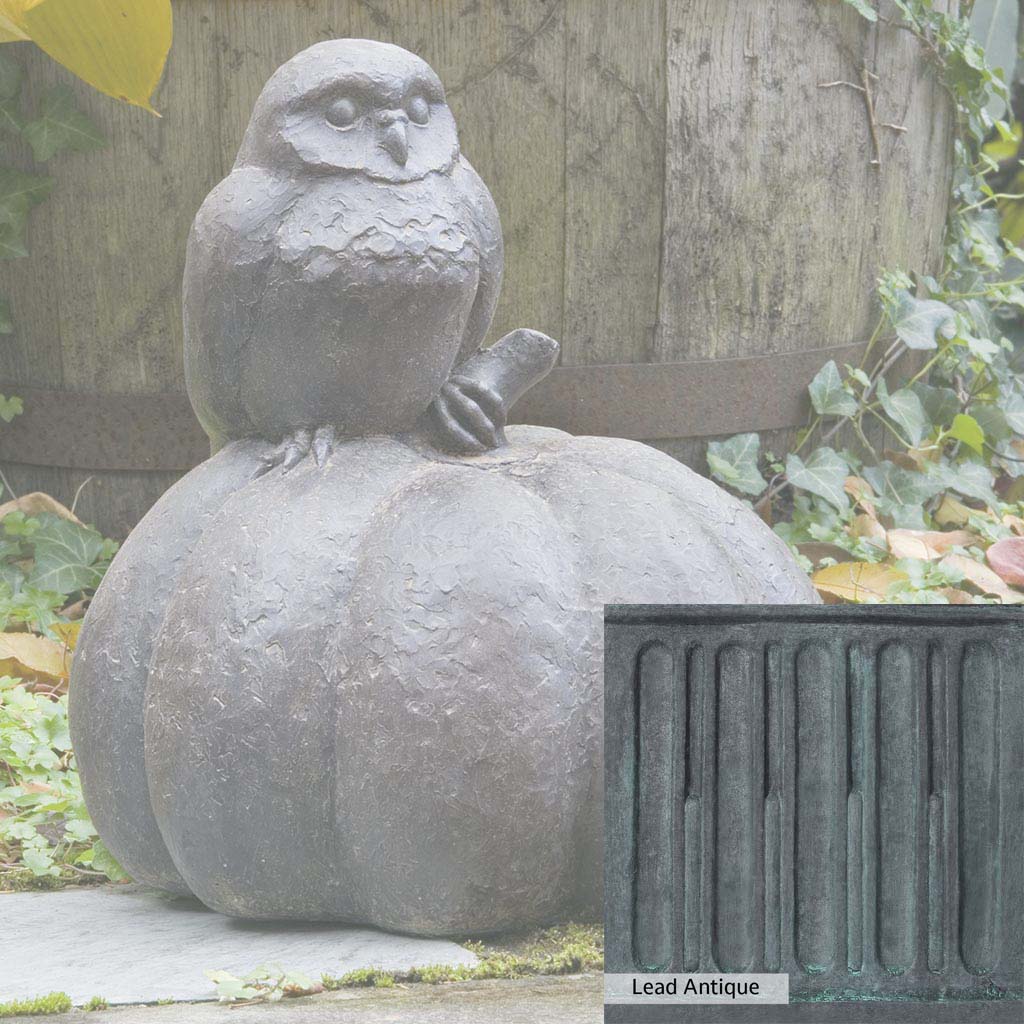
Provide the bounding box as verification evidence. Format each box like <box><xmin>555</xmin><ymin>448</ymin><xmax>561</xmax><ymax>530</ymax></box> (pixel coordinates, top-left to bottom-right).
<box><xmin>69</xmin><ymin>40</ymin><xmax>815</xmax><ymax>936</ymax></box>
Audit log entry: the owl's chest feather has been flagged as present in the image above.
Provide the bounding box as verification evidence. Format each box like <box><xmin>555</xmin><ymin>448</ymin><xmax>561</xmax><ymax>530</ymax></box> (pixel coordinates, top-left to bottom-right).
<box><xmin>276</xmin><ymin>174</ymin><xmax>479</xmax><ymax>283</ymax></box>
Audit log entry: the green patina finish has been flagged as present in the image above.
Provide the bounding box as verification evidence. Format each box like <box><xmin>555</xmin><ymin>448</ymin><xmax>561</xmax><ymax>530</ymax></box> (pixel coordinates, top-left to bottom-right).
<box><xmin>604</xmin><ymin>606</ymin><xmax>1024</xmax><ymax>1013</ymax></box>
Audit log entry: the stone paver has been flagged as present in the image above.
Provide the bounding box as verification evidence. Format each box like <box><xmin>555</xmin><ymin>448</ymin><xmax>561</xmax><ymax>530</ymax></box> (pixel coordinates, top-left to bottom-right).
<box><xmin>6</xmin><ymin>975</ymin><xmax>602</xmax><ymax>1024</ymax></box>
<box><xmin>0</xmin><ymin>886</ymin><xmax>476</xmax><ymax>1006</ymax></box>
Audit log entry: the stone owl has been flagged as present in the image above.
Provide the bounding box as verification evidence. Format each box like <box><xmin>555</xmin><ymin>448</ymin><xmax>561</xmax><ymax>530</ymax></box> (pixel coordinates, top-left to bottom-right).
<box><xmin>183</xmin><ymin>39</ymin><xmax>552</xmax><ymax>467</ymax></box>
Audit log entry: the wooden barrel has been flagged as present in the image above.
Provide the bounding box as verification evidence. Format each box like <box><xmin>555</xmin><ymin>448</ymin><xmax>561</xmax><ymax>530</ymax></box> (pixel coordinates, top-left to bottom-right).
<box><xmin>0</xmin><ymin>0</ymin><xmax>956</xmax><ymax>537</ymax></box>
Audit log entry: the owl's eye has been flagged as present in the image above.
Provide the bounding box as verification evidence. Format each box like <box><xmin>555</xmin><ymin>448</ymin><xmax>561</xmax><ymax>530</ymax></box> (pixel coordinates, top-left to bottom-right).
<box><xmin>407</xmin><ymin>95</ymin><xmax>429</xmax><ymax>126</ymax></box>
<box><xmin>326</xmin><ymin>97</ymin><xmax>358</xmax><ymax>129</ymax></box>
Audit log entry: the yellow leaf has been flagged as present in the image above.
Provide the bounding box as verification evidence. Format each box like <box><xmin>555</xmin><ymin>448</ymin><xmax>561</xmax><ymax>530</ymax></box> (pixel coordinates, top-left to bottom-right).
<box><xmin>934</xmin><ymin>494</ymin><xmax>973</xmax><ymax>527</ymax></box>
<box><xmin>2</xmin><ymin>0</ymin><xmax>172</xmax><ymax>112</ymax></box>
<box><xmin>940</xmin><ymin>554</ymin><xmax>1024</xmax><ymax>604</ymax></box>
<box><xmin>0</xmin><ymin>1</ymin><xmax>32</xmax><ymax>38</ymax></box>
<box><xmin>812</xmin><ymin>561</ymin><xmax>908</xmax><ymax>604</ymax></box>
<box><xmin>0</xmin><ymin>12</ymin><xmax>30</xmax><ymax>43</ymax></box>
<box><xmin>51</xmin><ymin>620</ymin><xmax>81</xmax><ymax>650</ymax></box>
<box><xmin>0</xmin><ymin>630</ymin><xmax>68</xmax><ymax>684</ymax></box>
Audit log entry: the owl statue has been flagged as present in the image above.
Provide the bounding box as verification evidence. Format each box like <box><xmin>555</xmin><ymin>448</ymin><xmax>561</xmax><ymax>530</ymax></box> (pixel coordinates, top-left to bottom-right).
<box><xmin>183</xmin><ymin>38</ymin><xmax>551</xmax><ymax>465</ymax></box>
<box><xmin>70</xmin><ymin>37</ymin><xmax>817</xmax><ymax>937</ymax></box>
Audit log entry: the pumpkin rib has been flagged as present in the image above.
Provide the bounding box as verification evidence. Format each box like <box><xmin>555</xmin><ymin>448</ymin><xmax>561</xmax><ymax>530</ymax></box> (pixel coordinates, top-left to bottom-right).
<box><xmin>70</xmin><ymin>439</ymin><xmax>274</xmax><ymax>895</ymax></box>
<box><xmin>326</xmin><ymin>454</ymin><xmax>592</xmax><ymax>934</ymax></box>
<box><xmin>547</xmin><ymin>433</ymin><xmax>817</xmax><ymax>603</ymax></box>
<box><xmin>491</xmin><ymin>432</ymin><xmax>750</xmax><ymax>603</ymax></box>
<box><xmin>143</xmin><ymin>438</ymin><xmax>432</xmax><ymax>920</ymax></box>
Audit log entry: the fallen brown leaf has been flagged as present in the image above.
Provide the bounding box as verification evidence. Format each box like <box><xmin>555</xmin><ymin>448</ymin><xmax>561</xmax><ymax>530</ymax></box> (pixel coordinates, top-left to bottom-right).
<box><xmin>0</xmin><ymin>492</ymin><xmax>80</xmax><ymax>524</ymax></box>
<box><xmin>21</xmin><ymin>781</ymin><xmax>56</xmax><ymax>795</ymax></box>
<box><xmin>940</xmin><ymin>554</ymin><xmax>1024</xmax><ymax>604</ymax></box>
<box><xmin>883</xmin><ymin>447</ymin><xmax>932</xmax><ymax>472</ymax></box>
<box><xmin>850</xmin><ymin>513</ymin><xmax>887</xmax><ymax>544</ymax></box>
<box><xmin>986</xmin><ymin>537</ymin><xmax>1024</xmax><ymax>587</ymax></box>
<box><xmin>1002</xmin><ymin>514</ymin><xmax>1024</xmax><ymax>537</ymax></box>
<box><xmin>886</xmin><ymin>528</ymin><xmax>976</xmax><ymax>561</ymax></box>
<box><xmin>844</xmin><ymin>476</ymin><xmax>877</xmax><ymax>516</ymax></box>
<box><xmin>0</xmin><ymin>632</ymin><xmax>69</xmax><ymax>685</ymax></box>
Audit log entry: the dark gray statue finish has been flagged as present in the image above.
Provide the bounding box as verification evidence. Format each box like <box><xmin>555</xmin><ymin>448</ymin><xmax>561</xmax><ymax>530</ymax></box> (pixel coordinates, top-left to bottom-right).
<box><xmin>69</xmin><ymin>40</ymin><xmax>815</xmax><ymax>936</ymax></box>
<box><xmin>604</xmin><ymin>605</ymin><xmax>1024</xmax><ymax>1022</ymax></box>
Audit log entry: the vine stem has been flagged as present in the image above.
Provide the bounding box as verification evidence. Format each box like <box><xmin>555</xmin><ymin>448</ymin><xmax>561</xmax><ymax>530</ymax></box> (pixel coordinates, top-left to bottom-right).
<box><xmin>959</xmin><ymin>192</ymin><xmax>1024</xmax><ymax>214</ymax></box>
<box><xmin>858</xmin><ymin>315</ymin><xmax>888</xmax><ymax>372</ymax></box>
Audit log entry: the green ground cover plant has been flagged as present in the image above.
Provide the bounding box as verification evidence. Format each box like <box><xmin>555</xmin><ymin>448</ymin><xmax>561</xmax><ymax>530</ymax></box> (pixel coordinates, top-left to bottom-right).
<box><xmin>709</xmin><ymin>0</ymin><xmax>1024</xmax><ymax>604</ymax></box>
<box><xmin>0</xmin><ymin>493</ymin><xmax>123</xmax><ymax>887</ymax></box>
<box><xmin>0</xmin><ymin>992</ymin><xmax>71</xmax><ymax>1018</ymax></box>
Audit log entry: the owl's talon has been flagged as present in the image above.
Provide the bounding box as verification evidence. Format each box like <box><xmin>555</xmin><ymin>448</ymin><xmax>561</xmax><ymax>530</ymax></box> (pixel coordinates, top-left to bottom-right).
<box><xmin>312</xmin><ymin>425</ymin><xmax>335</xmax><ymax>467</ymax></box>
<box><xmin>281</xmin><ymin>429</ymin><xmax>312</xmax><ymax>471</ymax></box>
<box><xmin>428</xmin><ymin>393</ymin><xmax>489</xmax><ymax>454</ymax></box>
<box><xmin>440</xmin><ymin>381</ymin><xmax>502</xmax><ymax>449</ymax></box>
<box><xmin>449</xmin><ymin>376</ymin><xmax>504</xmax><ymax>424</ymax></box>
<box><xmin>253</xmin><ymin>428</ymin><xmax>323</xmax><ymax>477</ymax></box>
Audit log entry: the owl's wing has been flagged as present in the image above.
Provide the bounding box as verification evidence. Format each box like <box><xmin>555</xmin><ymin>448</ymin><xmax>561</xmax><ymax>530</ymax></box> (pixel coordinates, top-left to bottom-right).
<box><xmin>183</xmin><ymin>165</ymin><xmax>294</xmax><ymax>449</ymax></box>
<box><xmin>452</xmin><ymin>156</ymin><xmax>504</xmax><ymax>364</ymax></box>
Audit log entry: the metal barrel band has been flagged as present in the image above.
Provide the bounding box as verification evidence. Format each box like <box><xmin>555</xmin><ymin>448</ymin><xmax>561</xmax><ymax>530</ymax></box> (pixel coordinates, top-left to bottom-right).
<box><xmin>0</xmin><ymin>343</ymin><xmax>863</xmax><ymax>472</ymax></box>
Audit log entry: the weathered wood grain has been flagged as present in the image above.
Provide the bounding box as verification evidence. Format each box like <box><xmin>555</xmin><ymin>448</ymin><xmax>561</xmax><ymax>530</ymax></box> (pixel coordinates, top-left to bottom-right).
<box><xmin>563</xmin><ymin>0</ymin><xmax>665</xmax><ymax>367</ymax></box>
<box><xmin>656</xmin><ymin>0</ymin><xmax>956</xmax><ymax>464</ymax></box>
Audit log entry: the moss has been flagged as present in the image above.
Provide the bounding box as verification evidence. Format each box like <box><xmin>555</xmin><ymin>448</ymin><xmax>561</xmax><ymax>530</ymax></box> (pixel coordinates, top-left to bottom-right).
<box><xmin>323</xmin><ymin>967</ymin><xmax>397</xmax><ymax>989</ymax></box>
<box><xmin>0</xmin><ymin>873</ymin><xmax>70</xmax><ymax>893</ymax></box>
<box><xmin>84</xmin><ymin>996</ymin><xmax>108</xmax><ymax>1011</ymax></box>
<box><xmin>322</xmin><ymin>921</ymin><xmax>603</xmax><ymax>991</ymax></box>
<box><xmin>0</xmin><ymin>992</ymin><xmax>73</xmax><ymax>1017</ymax></box>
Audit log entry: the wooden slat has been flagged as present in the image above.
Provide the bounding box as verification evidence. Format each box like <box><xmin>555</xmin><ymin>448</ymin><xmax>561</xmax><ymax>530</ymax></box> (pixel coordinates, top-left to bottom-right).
<box><xmin>562</xmin><ymin>0</ymin><xmax>666</xmax><ymax>367</ymax></box>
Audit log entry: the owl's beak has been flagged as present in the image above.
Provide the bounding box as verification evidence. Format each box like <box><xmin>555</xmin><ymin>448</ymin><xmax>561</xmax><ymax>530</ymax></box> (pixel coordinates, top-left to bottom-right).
<box><xmin>380</xmin><ymin>121</ymin><xmax>408</xmax><ymax>166</ymax></box>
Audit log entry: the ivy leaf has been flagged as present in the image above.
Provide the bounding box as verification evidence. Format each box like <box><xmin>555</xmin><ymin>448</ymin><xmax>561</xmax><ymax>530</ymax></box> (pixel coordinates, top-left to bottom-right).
<box><xmin>0</xmin><ymin>97</ymin><xmax>25</xmax><ymax>136</ymax></box>
<box><xmin>0</xmin><ymin>168</ymin><xmax>52</xmax><ymax>259</ymax></box>
<box><xmin>876</xmin><ymin>379</ymin><xmax>929</xmax><ymax>446</ymax></box>
<box><xmin>707</xmin><ymin>432</ymin><xmax>767</xmax><ymax>496</ymax></box>
<box><xmin>948</xmin><ymin>412</ymin><xmax>985</xmax><ymax>454</ymax></box>
<box><xmin>926</xmin><ymin>460</ymin><xmax>1000</xmax><ymax>511</ymax></box>
<box><xmin>842</xmin><ymin>0</ymin><xmax>878</xmax><ymax>21</ymax></box>
<box><xmin>963</xmin><ymin>332</ymin><xmax>1001</xmax><ymax>362</ymax></box>
<box><xmin>0</xmin><ymin>168</ymin><xmax>54</xmax><ymax>212</ymax></box>
<box><xmin>0</xmin><ymin>52</ymin><xmax>21</xmax><ymax>101</ymax></box>
<box><xmin>25</xmin><ymin>513</ymin><xmax>106</xmax><ymax>597</ymax></box>
<box><xmin>890</xmin><ymin>292</ymin><xmax>956</xmax><ymax>350</ymax></box>
<box><xmin>862</xmin><ymin>460</ymin><xmax>946</xmax><ymax>507</ymax></box>
<box><xmin>910</xmin><ymin>381</ymin><xmax>960</xmax><ymax>428</ymax></box>
<box><xmin>1001</xmin><ymin>390</ymin><xmax>1024</xmax><ymax>434</ymax></box>
<box><xmin>0</xmin><ymin>394</ymin><xmax>23</xmax><ymax>421</ymax></box>
<box><xmin>0</xmin><ymin>224</ymin><xmax>28</xmax><ymax>259</ymax></box>
<box><xmin>808</xmin><ymin>360</ymin><xmax>858</xmax><ymax>417</ymax></box>
<box><xmin>0</xmin><ymin>297</ymin><xmax>11</xmax><ymax>334</ymax></box>
<box><xmin>22</xmin><ymin>85</ymin><xmax>105</xmax><ymax>162</ymax></box>
<box><xmin>972</xmin><ymin>403</ymin><xmax>1011</xmax><ymax>443</ymax></box>
<box><xmin>785</xmin><ymin>448</ymin><xmax>849</xmax><ymax>511</ymax></box>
